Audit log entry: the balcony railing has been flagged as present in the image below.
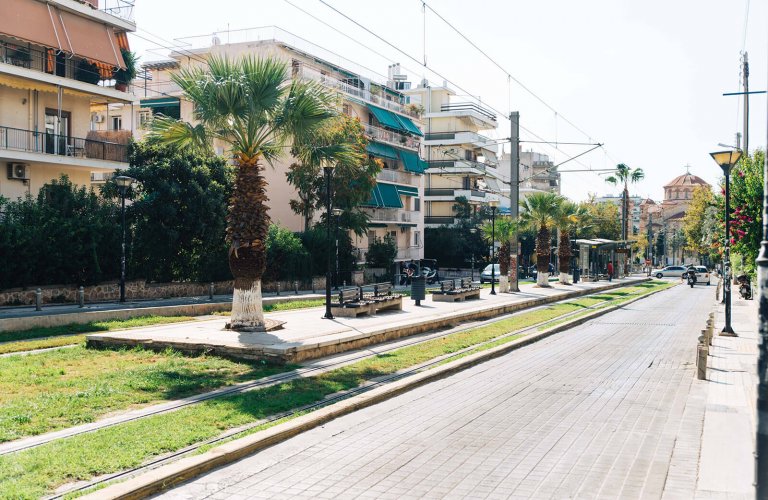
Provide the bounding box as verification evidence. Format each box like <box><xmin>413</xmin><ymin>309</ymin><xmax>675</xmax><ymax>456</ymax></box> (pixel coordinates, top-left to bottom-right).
<box><xmin>439</xmin><ymin>103</ymin><xmax>497</xmax><ymax>123</ymax></box>
<box><xmin>426</xmin><ymin>160</ymin><xmax>487</xmax><ymax>175</ymax></box>
<box><xmin>296</xmin><ymin>64</ymin><xmax>420</xmax><ymax>118</ymax></box>
<box><xmin>0</xmin><ymin>126</ymin><xmax>128</xmax><ymax>163</ymax></box>
<box><xmin>364</xmin><ymin>124</ymin><xmax>419</xmax><ymax>150</ymax></box>
<box><xmin>137</xmin><ymin>80</ymin><xmax>182</xmax><ymax>96</ymax></box>
<box><xmin>424</xmin><ymin>216</ymin><xmax>456</xmax><ymax>225</ymax></box>
<box><xmin>99</xmin><ymin>0</ymin><xmax>136</xmax><ymax>23</ymax></box>
<box><xmin>377</xmin><ymin>169</ymin><xmax>415</xmax><ymax>185</ymax></box>
<box><xmin>424</xmin><ymin>131</ymin><xmax>492</xmax><ymax>145</ymax></box>
<box><xmin>396</xmin><ymin>247</ymin><xmax>421</xmax><ymax>261</ymax></box>
<box><xmin>424</xmin><ymin>188</ymin><xmax>486</xmax><ymax>199</ymax></box>
<box><xmin>367</xmin><ymin>208</ymin><xmax>419</xmax><ymax>223</ymax></box>
<box><xmin>0</xmin><ymin>41</ymin><xmax>127</xmax><ymax>92</ymax></box>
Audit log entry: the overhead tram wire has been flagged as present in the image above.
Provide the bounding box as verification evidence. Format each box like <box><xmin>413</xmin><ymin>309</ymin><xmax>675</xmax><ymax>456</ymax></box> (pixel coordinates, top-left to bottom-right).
<box><xmin>316</xmin><ymin>0</ymin><xmax>602</xmax><ymax>172</ymax></box>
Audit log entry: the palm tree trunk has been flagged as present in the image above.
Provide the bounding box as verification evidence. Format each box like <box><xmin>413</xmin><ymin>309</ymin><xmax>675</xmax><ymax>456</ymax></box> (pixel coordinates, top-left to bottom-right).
<box><xmin>227</xmin><ymin>157</ymin><xmax>270</xmax><ymax>331</ymax></box>
<box><xmin>499</xmin><ymin>241</ymin><xmax>510</xmax><ymax>275</ymax></box>
<box><xmin>558</xmin><ymin>232</ymin><xmax>572</xmax><ymax>284</ymax></box>
<box><xmin>536</xmin><ymin>224</ymin><xmax>550</xmax><ymax>286</ymax></box>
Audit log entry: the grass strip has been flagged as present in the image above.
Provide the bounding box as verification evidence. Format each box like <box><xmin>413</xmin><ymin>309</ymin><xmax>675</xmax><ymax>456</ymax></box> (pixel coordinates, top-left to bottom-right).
<box><xmin>0</xmin><ymin>347</ymin><xmax>288</xmax><ymax>444</ymax></box>
<box><xmin>0</xmin><ymin>280</ymin><xmax>669</xmax><ymax>498</ymax></box>
<box><xmin>0</xmin><ymin>316</ymin><xmax>196</xmax><ymax>355</ymax></box>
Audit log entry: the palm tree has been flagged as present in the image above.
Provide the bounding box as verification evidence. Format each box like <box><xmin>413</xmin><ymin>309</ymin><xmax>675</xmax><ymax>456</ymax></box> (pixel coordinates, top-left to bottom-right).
<box><xmin>605</xmin><ymin>163</ymin><xmax>644</xmax><ymax>241</ymax></box>
<box><xmin>553</xmin><ymin>200</ymin><xmax>588</xmax><ymax>284</ymax></box>
<box><xmin>481</xmin><ymin>216</ymin><xmax>517</xmax><ymax>278</ymax></box>
<box><xmin>149</xmin><ymin>56</ymin><xmax>352</xmax><ymax>331</ymax></box>
<box><xmin>519</xmin><ymin>192</ymin><xmax>561</xmax><ymax>286</ymax></box>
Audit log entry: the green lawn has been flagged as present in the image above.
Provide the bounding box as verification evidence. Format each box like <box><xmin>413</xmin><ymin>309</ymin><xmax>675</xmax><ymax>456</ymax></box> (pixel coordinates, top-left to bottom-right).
<box><xmin>0</xmin><ymin>316</ymin><xmax>196</xmax><ymax>355</ymax></box>
<box><xmin>0</xmin><ymin>280</ymin><xmax>672</xmax><ymax>498</ymax></box>
<box><xmin>0</xmin><ymin>347</ymin><xmax>288</xmax><ymax>443</ymax></box>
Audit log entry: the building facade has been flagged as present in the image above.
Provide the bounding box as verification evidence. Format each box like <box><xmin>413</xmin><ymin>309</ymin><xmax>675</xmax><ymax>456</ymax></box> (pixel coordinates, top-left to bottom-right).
<box><xmin>594</xmin><ymin>193</ymin><xmax>642</xmax><ymax>235</ymax></box>
<box><xmin>0</xmin><ymin>0</ymin><xmax>136</xmax><ymax>200</ymax></box>
<box><xmin>116</xmin><ymin>28</ymin><xmax>426</xmax><ymax>264</ymax></box>
<box><xmin>404</xmin><ymin>84</ymin><xmax>502</xmax><ymax>226</ymax></box>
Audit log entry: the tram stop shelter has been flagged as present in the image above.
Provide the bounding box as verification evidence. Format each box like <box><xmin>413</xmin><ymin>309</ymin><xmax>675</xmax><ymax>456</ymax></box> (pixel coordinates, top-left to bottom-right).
<box><xmin>575</xmin><ymin>238</ymin><xmax>630</xmax><ymax>281</ymax></box>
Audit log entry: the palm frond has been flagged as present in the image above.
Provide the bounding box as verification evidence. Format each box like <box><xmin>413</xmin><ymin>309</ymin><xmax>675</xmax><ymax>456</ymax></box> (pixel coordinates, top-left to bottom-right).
<box><xmin>147</xmin><ymin>115</ymin><xmax>212</xmax><ymax>154</ymax></box>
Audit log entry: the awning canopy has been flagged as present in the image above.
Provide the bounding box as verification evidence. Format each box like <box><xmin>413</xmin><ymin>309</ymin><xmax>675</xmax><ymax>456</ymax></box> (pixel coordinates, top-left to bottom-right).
<box><xmin>396</xmin><ymin>185</ymin><xmax>419</xmax><ymax>197</ymax></box>
<box><xmin>140</xmin><ymin>98</ymin><xmax>181</xmax><ymax>107</ymax></box>
<box><xmin>394</xmin><ymin>114</ymin><xmax>423</xmax><ymax>136</ymax></box>
<box><xmin>366</xmin><ymin>141</ymin><xmax>398</xmax><ymax>160</ymax></box>
<box><xmin>362</xmin><ymin>182</ymin><xmax>403</xmax><ymax>209</ymax></box>
<box><xmin>397</xmin><ymin>149</ymin><xmax>428</xmax><ymax>174</ymax></box>
<box><xmin>0</xmin><ymin>0</ymin><xmax>126</xmax><ymax>68</ymax></box>
<box><xmin>368</xmin><ymin>105</ymin><xmax>402</xmax><ymax>131</ymax></box>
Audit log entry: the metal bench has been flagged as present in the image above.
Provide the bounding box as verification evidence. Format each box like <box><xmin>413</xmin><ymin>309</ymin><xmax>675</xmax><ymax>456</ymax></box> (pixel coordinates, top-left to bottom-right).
<box><xmin>432</xmin><ymin>278</ymin><xmax>481</xmax><ymax>302</ymax></box>
<box><xmin>360</xmin><ymin>282</ymin><xmax>403</xmax><ymax>313</ymax></box>
<box><xmin>329</xmin><ymin>287</ymin><xmax>371</xmax><ymax>318</ymax></box>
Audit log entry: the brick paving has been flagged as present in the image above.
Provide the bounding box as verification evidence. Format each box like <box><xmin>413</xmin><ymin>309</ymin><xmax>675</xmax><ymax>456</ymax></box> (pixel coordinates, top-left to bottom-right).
<box><xmin>157</xmin><ymin>283</ymin><xmax>715</xmax><ymax>499</ymax></box>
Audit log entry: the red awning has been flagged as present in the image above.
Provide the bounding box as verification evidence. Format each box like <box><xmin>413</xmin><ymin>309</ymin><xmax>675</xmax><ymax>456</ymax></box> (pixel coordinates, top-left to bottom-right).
<box><xmin>0</xmin><ymin>0</ymin><xmax>125</xmax><ymax>68</ymax></box>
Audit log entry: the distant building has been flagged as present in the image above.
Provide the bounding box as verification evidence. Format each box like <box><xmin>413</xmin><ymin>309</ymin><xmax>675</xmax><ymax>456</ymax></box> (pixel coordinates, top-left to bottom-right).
<box><xmin>593</xmin><ymin>194</ymin><xmax>642</xmax><ymax>235</ymax></box>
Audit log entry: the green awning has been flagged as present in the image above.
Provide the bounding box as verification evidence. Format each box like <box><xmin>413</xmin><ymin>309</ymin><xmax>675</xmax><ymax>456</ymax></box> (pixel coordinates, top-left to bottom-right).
<box><xmin>397</xmin><ymin>149</ymin><xmax>428</xmax><ymax>174</ymax></box>
<box><xmin>140</xmin><ymin>98</ymin><xmax>180</xmax><ymax>107</ymax></box>
<box><xmin>362</xmin><ymin>182</ymin><xmax>403</xmax><ymax>209</ymax></box>
<box><xmin>394</xmin><ymin>115</ymin><xmax>424</xmax><ymax>136</ymax></box>
<box><xmin>366</xmin><ymin>141</ymin><xmax>398</xmax><ymax>160</ymax></box>
<box><xmin>368</xmin><ymin>105</ymin><xmax>403</xmax><ymax>131</ymax></box>
<box><xmin>396</xmin><ymin>185</ymin><xmax>419</xmax><ymax>197</ymax></box>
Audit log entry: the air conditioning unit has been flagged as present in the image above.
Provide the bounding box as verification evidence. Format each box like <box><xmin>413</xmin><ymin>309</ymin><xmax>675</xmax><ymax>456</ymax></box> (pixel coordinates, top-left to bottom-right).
<box><xmin>7</xmin><ymin>163</ymin><xmax>28</xmax><ymax>180</ymax></box>
<box><xmin>92</xmin><ymin>114</ymin><xmax>105</xmax><ymax>123</ymax></box>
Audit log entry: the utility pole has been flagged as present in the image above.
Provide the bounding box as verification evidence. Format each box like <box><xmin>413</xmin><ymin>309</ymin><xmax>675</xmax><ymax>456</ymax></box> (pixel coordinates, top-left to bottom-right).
<box><xmin>743</xmin><ymin>52</ymin><xmax>749</xmax><ymax>154</ymax></box>
<box><xmin>509</xmin><ymin>111</ymin><xmax>520</xmax><ymax>292</ymax></box>
<box><xmin>647</xmin><ymin>211</ymin><xmax>653</xmax><ymax>276</ymax></box>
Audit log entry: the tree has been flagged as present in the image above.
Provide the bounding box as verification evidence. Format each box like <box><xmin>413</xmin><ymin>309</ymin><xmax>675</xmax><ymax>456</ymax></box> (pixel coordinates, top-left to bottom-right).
<box><xmin>366</xmin><ymin>234</ymin><xmax>397</xmax><ymax>269</ymax></box>
<box><xmin>286</xmin><ymin>114</ymin><xmax>381</xmax><ymax>235</ymax></box>
<box><xmin>481</xmin><ymin>216</ymin><xmax>517</xmax><ymax>276</ymax></box>
<box><xmin>682</xmin><ymin>186</ymin><xmax>716</xmax><ymax>259</ymax></box>
<box><xmin>102</xmin><ymin>142</ymin><xmax>233</xmax><ymax>283</ymax></box>
<box><xmin>519</xmin><ymin>192</ymin><xmax>561</xmax><ymax>286</ymax></box>
<box><xmin>581</xmin><ymin>201</ymin><xmax>622</xmax><ymax>240</ymax></box>
<box><xmin>553</xmin><ymin>199</ymin><xmax>586</xmax><ymax>283</ymax></box>
<box><xmin>729</xmin><ymin>150</ymin><xmax>764</xmax><ymax>276</ymax></box>
<box><xmin>149</xmin><ymin>56</ymin><xmax>353</xmax><ymax>331</ymax></box>
<box><xmin>605</xmin><ymin>163</ymin><xmax>644</xmax><ymax>240</ymax></box>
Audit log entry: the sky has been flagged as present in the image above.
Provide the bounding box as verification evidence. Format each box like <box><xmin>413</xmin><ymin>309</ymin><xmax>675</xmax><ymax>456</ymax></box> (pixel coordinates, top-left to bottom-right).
<box><xmin>127</xmin><ymin>0</ymin><xmax>767</xmax><ymax>202</ymax></box>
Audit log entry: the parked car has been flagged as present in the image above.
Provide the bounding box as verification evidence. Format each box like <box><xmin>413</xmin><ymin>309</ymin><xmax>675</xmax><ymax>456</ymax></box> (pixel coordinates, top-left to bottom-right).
<box><xmin>652</xmin><ymin>265</ymin><xmax>687</xmax><ymax>278</ymax></box>
<box><xmin>480</xmin><ymin>264</ymin><xmax>501</xmax><ymax>283</ymax></box>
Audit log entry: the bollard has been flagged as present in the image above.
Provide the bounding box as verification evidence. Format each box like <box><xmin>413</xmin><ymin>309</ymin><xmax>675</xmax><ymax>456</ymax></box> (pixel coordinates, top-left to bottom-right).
<box><xmin>343</xmin><ymin>281</ymin><xmax>346</xmax><ymax>288</ymax></box>
<box><xmin>35</xmin><ymin>288</ymin><xmax>42</xmax><ymax>311</ymax></box>
<box><xmin>294</xmin><ymin>281</ymin><xmax>299</xmax><ymax>295</ymax></box>
<box><xmin>276</xmin><ymin>283</ymin><xmax>280</xmax><ymax>296</ymax></box>
<box><xmin>697</xmin><ymin>344</ymin><xmax>708</xmax><ymax>380</ymax></box>
<box><xmin>78</xmin><ymin>286</ymin><xmax>85</xmax><ymax>308</ymax></box>
<box><xmin>209</xmin><ymin>282</ymin><xmax>214</xmax><ymax>300</ymax></box>
<box><xmin>311</xmin><ymin>279</ymin><xmax>315</xmax><ymax>293</ymax></box>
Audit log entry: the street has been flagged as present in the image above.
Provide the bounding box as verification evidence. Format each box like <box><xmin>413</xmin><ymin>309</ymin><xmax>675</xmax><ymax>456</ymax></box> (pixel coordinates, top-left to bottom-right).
<box><xmin>156</xmin><ymin>282</ymin><xmax>715</xmax><ymax>499</ymax></box>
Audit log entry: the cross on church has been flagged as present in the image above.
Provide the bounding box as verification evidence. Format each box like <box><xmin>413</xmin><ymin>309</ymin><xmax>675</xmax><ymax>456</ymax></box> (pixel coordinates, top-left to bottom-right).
<box><xmin>684</xmin><ymin>164</ymin><xmax>691</xmax><ymax>174</ymax></box>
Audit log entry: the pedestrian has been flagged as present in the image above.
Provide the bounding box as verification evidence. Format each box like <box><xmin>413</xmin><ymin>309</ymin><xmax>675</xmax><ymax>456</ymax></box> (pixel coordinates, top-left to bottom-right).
<box><xmin>607</xmin><ymin>261</ymin><xmax>614</xmax><ymax>282</ymax></box>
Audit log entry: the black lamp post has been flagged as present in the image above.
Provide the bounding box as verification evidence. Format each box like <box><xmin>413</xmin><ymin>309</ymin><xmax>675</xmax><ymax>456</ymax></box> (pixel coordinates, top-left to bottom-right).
<box><xmin>323</xmin><ymin>165</ymin><xmax>336</xmax><ymax>320</ymax></box>
<box><xmin>469</xmin><ymin>227</ymin><xmax>477</xmax><ymax>282</ymax></box>
<box><xmin>489</xmin><ymin>200</ymin><xmax>499</xmax><ymax>295</ymax></box>
<box><xmin>332</xmin><ymin>208</ymin><xmax>343</xmax><ymax>290</ymax></box>
<box><xmin>710</xmin><ymin>150</ymin><xmax>742</xmax><ymax>336</ymax></box>
<box><xmin>114</xmin><ymin>175</ymin><xmax>135</xmax><ymax>303</ymax></box>
<box><xmin>755</xmin><ymin>117</ymin><xmax>768</xmax><ymax>497</ymax></box>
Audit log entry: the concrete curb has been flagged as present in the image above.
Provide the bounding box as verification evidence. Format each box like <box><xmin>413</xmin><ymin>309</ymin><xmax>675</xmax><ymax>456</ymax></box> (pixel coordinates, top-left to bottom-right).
<box><xmin>84</xmin><ymin>280</ymin><xmax>671</xmax><ymax>500</ymax></box>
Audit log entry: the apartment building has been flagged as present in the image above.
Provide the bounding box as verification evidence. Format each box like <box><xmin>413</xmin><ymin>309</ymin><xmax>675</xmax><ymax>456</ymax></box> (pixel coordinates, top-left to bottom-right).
<box><xmin>118</xmin><ymin>27</ymin><xmax>426</xmax><ymax>264</ymax></box>
<box><xmin>594</xmin><ymin>193</ymin><xmax>642</xmax><ymax>235</ymax></box>
<box><xmin>404</xmin><ymin>83</ymin><xmax>503</xmax><ymax>227</ymax></box>
<box><xmin>0</xmin><ymin>0</ymin><xmax>136</xmax><ymax>200</ymax></box>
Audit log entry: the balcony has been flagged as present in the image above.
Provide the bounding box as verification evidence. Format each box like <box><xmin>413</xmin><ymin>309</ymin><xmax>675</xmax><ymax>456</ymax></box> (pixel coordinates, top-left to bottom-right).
<box><xmin>424</xmin><ymin>216</ymin><xmax>456</xmax><ymax>226</ymax></box>
<box><xmin>295</xmin><ymin>64</ymin><xmax>419</xmax><ymax>119</ymax></box>
<box><xmin>0</xmin><ymin>126</ymin><xmax>128</xmax><ymax>164</ymax></box>
<box><xmin>364</xmin><ymin>124</ymin><xmax>419</xmax><ymax>151</ymax></box>
<box><xmin>377</xmin><ymin>169</ymin><xmax>416</xmax><ymax>185</ymax></box>
<box><xmin>396</xmin><ymin>247</ymin><xmax>422</xmax><ymax>261</ymax></box>
<box><xmin>426</xmin><ymin>160</ymin><xmax>487</xmax><ymax>176</ymax></box>
<box><xmin>366</xmin><ymin>209</ymin><xmax>419</xmax><ymax>224</ymax></box>
<box><xmin>426</xmin><ymin>102</ymin><xmax>497</xmax><ymax>129</ymax></box>
<box><xmin>424</xmin><ymin>188</ymin><xmax>486</xmax><ymax>202</ymax></box>
<box><xmin>137</xmin><ymin>80</ymin><xmax>182</xmax><ymax>96</ymax></box>
<box><xmin>423</xmin><ymin>131</ymin><xmax>497</xmax><ymax>152</ymax></box>
<box><xmin>0</xmin><ymin>41</ymin><xmax>132</xmax><ymax>100</ymax></box>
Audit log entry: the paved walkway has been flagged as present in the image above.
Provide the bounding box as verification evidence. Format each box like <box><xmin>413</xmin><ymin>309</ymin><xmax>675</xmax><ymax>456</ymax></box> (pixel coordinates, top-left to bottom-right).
<box><xmin>157</xmin><ymin>281</ymin><xmax>718</xmax><ymax>499</ymax></box>
<box><xmin>87</xmin><ymin>277</ymin><xmax>647</xmax><ymax>363</ymax></box>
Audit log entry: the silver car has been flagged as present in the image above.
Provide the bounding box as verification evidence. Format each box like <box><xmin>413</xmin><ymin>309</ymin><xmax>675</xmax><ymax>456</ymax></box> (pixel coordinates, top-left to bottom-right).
<box><xmin>480</xmin><ymin>264</ymin><xmax>501</xmax><ymax>283</ymax></box>
<box><xmin>652</xmin><ymin>265</ymin><xmax>687</xmax><ymax>278</ymax></box>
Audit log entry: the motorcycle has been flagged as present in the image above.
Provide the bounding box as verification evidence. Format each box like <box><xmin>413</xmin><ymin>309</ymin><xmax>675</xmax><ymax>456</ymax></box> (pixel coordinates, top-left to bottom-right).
<box><xmin>683</xmin><ymin>268</ymin><xmax>697</xmax><ymax>288</ymax></box>
<box><xmin>736</xmin><ymin>274</ymin><xmax>753</xmax><ymax>300</ymax></box>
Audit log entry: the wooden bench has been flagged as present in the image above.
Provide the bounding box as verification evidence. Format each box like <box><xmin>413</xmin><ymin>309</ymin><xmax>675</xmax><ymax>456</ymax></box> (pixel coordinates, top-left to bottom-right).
<box><xmin>329</xmin><ymin>287</ymin><xmax>371</xmax><ymax>317</ymax></box>
<box><xmin>361</xmin><ymin>282</ymin><xmax>403</xmax><ymax>313</ymax></box>
<box><xmin>432</xmin><ymin>278</ymin><xmax>481</xmax><ymax>302</ymax></box>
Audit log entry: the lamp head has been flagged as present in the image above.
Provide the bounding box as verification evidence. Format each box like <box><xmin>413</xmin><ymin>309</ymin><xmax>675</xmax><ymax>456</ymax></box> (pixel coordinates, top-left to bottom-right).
<box><xmin>332</xmin><ymin>208</ymin><xmax>343</xmax><ymax>217</ymax></box>
<box><xmin>114</xmin><ymin>175</ymin><xmax>135</xmax><ymax>195</ymax></box>
<box><xmin>709</xmin><ymin>150</ymin><xmax>742</xmax><ymax>175</ymax></box>
<box><xmin>488</xmin><ymin>199</ymin><xmax>500</xmax><ymax>209</ymax></box>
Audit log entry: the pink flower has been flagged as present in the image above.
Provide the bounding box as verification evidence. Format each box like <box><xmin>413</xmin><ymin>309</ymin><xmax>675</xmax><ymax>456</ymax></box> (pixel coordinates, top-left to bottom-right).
<box><xmin>737</xmin><ymin>229</ymin><xmax>746</xmax><ymax>236</ymax></box>
<box><xmin>730</xmin><ymin>237</ymin><xmax>736</xmax><ymax>244</ymax></box>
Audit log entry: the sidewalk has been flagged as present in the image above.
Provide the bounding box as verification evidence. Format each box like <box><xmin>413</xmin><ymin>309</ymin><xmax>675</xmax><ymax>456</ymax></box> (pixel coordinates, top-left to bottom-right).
<box><xmin>87</xmin><ymin>276</ymin><xmax>649</xmax><ymax>364</ymax></box>
<box><xmin>695</xmin><ymin>289</ymin><xmax>758</xmax><ymax>498</ymax></box>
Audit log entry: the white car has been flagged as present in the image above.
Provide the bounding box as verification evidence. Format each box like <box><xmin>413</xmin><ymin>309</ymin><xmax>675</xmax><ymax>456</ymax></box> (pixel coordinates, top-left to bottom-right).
<box><xmin>652</xmin><ymin>265</ymin><xmax>687</xmax><ymax>278</ymax></box>
<box><xmin>690</xmin><ymin>266</ymin><xmax>711</xmax><ymax>285</ymax></box>
<box><xmin>480</xmin><ymin>264</ymin><xmax>501</xmax><ymax>283</ymax></box>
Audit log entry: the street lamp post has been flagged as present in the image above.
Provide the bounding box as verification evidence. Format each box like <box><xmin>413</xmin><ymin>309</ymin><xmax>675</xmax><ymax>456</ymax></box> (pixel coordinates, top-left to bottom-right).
<box><xmin>114</xmin><ymin>175</ymin><xmax>135</xmax><ymax>303</ymax></box>
<box><xmin>710</xmin><ymin>150</ymin><xmax>742</xmax><ymax>336</ymax></box>
<box><xmin>755</xmin><ymin>115</ymin><xmax>768</xmax><ymax>498</ymax></box>
<box><xmin>469</xmin><ymin>227</ymin><xmax>477</xmax><ymax>282</ymax></box>
<box><xmin>323</xmin><ymin>165</ymin><xmax>336</xmax><ymax>320</ymax></box>
<box><xmin>332</xmin><ymin>208</ymin><xmax>343</xmax><ymax>291</ymax></box>
<box><xmin>489</xmin><ymin>200</ymin><xmax>499</xmax><ymax>295</ymax></box>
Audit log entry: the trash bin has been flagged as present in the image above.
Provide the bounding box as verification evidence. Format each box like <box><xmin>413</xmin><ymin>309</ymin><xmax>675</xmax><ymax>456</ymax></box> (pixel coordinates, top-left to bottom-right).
<box><xmin>573</xmin><ymin>266</ymin><xmax>580</xmax><ymax>284</ymax></box>
<box><xmin>411</xmin><ymin>275</ymin><xmax>426</xmax><ymax>306</ymax></box>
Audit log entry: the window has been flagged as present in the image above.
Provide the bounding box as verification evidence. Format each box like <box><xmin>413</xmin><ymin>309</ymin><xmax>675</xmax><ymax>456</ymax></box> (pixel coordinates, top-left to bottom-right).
<box><xmin>367</xmin><ymin>231</ymin><xmax>376</xmax><ymax>244</ymax></box>
<box><xmin>111</xmin><ymin>116</ymin><xmax>122</xmax><ymax>131</ymax></box>
<box><xmin>414</xmin><ymin>231</ymin><xmax>421</xmax><ymax>247</ymax></box>
<box><xmin>414</xmin><ymin>198</ymin><xmax>421</xmax><ymax>211</ymax></box>
<box><xmin>342</xmin><ymin>103</ymin><xmax>350</xmax><ymax>116</ymax></box>
<box><xmin>368</xmin><ymin>112</ymin><xmax>374</xmax><ymax>125</ymax></box>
